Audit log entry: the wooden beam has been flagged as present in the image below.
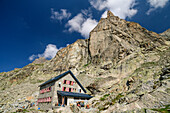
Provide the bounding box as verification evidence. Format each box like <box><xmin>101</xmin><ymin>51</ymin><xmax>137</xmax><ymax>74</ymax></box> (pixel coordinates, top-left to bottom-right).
<box><xmin>62</xmin><ymin>96</ymin><xmax>65</xmax><ymax>106</ymax></box>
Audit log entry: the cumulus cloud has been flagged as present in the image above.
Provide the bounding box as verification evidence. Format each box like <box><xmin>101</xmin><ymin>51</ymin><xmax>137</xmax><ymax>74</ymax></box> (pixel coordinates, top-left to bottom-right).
<box><xmin>67</xmin><ymin>14</ymin><xmax>84</xmax><ymax>32</ymax></box>
<box><xmin>146</xmin><ymin>0</ymin><xmax>169</xmax><ymax>15</ymax></box>
<box><xmin>51</xmin><ymin>8</ymin><xmax>71</xmax><ymax>21</ymax></box>
<box><xmin>89</xmin><ymin>0</ymin><xmax>138</xmax><ymax>19</ymax></box>
<box><xmin>29</xmin><ymin>44</ymin><xmax>62</xmax><ymax>61</ymax></box>
<box><xmin>29</xmin><ymin>54</ymin><xmax>37</xmax><ymax>61</ymax></box>
<box><xmin>66</xmin><ymin>12</ymin><xmax>98</xmax><ymax>38</ymax></box>
<box><xmin>38</xmin><ymin>44</ymin><xmax>60</xmax><ymax>59</ymax></box>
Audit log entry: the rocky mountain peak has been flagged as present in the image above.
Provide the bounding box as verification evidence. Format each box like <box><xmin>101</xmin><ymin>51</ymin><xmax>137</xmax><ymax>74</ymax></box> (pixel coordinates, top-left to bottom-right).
<box><xmin>89</xmin><ymin>11</ymin><xmax>166</xmax><ymax>65</ymax></box>
<box><xmin>107</xmin><ymin>10</ymin><xmax>114</xmax><ymax>18</ymax></box>
<box><xmin>160</xmin><ymin>28</ymin><xmax>170</xmax><ymax>41</ymax></box>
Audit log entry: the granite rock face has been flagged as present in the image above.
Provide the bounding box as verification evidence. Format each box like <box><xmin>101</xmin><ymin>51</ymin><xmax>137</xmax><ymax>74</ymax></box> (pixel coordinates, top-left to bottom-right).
<box><xmin>0</xmin><ymin>11</ymin><xmax>170</xmax><ymax>112</ymax></box>
<box><xmin>32</xmin><ymin>57</ymin><xmax>47</xmax><ymax>64</ymax></box>
<box><xmin>160</xmin><ymin>28</ymin><xmax>170</xmax><ymax>40</ymax></box>
<box><xmin>89</xmin><ymin>11</ymin><xmax>165</xmax><ymax>65</ymax></box>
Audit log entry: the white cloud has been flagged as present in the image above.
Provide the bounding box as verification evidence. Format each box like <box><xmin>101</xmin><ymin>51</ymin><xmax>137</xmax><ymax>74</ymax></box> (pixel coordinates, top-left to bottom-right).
<box><xmin>80</xmin><ymin>18</ymin><xmax>98</xmax><ymax>38</ymax></box>
<box><xmin>66</xmin><ymin>13</ymin><xmax>98</xmax><ymax>38</ymax></box>
<box><xmin>38</xmin><ymin>44</ymin><xmax>60</xmax><ymax>59</ymax></box>
<box><xmin>67</xmin><ymin>13</ymin><xmax>84</xmax><ymax>33</ymax></box>
<box><xmin>29</xmin><ymin>44</ymin><xmax>61</xmax><ymax>61</ymax></box>
<box><xmin>29</xmin><ymin>54</ymin><xmax>37</xmax><ymax>61</ymax></box>
<box><xmin>51</xmin><ymin>8</ymin><xmax>71</xmax><ymax>21</ymax></box>
<box><xmin>146</xmin><ymin>0</ymin><xmax>169</xmax><ymax>15</ymax></box>
<box><xmin>89</xmin><ymin>0</ymin><xmax>138</xmax><ymax>19</ymax></box>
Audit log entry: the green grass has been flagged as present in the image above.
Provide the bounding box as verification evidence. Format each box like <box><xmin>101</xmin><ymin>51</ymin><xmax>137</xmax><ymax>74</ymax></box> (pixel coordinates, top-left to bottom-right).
<box><xmin>23</xmin><ymin>109</ymin><xmax>29</xmax><ymax>112</ymax></box>
<box><xmin>98</xmin><ymin>94</ymin><xmax>124</xmax><ymax>111</ymax></box>
<box><xmin>100</xmin><ymin>97</ymin><xmax>105</xmax><ymax>101</ymax></box>
<box><xmin>134</xmin><ymin>68</ymin><xmax>142</xmax><ymax>73</ymax></box>
<box><xmin>151</xmin><ymin>105</ymin><xmax>170</xmax><ymax>113</ymax></box>
<box><xmin>103</xmin><ymin>94</ymin><xmax>110</xmax><ymax>98</ymax></box>
<box><xmin>83</xmin><ymin>61</ymin><xmax>91</xmax><ymax>67</ymax></box>
<box><xmin>111</xmin><ymin>93</ymin><xmax>124</xmax><ymax>105</ymax></box>
<box><xmin>12</xmin><ymin>109</ymin><xmax>29</xmax><ymax>113</ymax></box>
<box><xmin>141</xmin><ymin>62</ymin><xmax>158</xmax><ymax>67</ymax></box>
<box><xmin>30</xmin><ymin>79</ymin><xmax>44</xmax><ymax>84</ymax></box>
<box><xmin>35</xmin><ymin>64</ymin><xmax>44</xmax><ymax>66</ymax></box>
<box><xmin>100</xmin><ymin>94</ymin><xmax>110</xmax><ymax>101</ymax></box>
<box><xmin>3</xmin><ymin>74</ymin><xmax>8</xmax><ymax>77</ymax></box>
<box><xmin>2</xmin><ymin>87</ymin><xmax>5</xmax><ymax>90</ymax></box>
<box><xmin>98</xmin><ymin>106</ymin><xmax>105</xmax><ymax>111</ymax></box>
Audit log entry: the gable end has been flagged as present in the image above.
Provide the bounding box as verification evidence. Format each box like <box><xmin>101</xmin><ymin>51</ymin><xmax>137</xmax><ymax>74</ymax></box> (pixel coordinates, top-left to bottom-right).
<box><xmin>39</xmin><ymin>70</ymin><xmax>87</xmax><ymax>93</ymax></box>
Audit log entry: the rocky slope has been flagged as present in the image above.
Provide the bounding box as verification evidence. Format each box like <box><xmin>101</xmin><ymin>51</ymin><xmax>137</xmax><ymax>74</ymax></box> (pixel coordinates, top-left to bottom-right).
<box><xmin>0</xmin><ymin>11</ymin><xmax>170</xmax><ymax>112</ymax></box>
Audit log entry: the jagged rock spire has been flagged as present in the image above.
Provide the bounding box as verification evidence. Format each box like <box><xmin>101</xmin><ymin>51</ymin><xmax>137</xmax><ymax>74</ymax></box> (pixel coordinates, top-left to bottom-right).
<box><xmin>107</xmin><ymin>10</ymin><xmax>114</xmax><ymax>18</ymax></box>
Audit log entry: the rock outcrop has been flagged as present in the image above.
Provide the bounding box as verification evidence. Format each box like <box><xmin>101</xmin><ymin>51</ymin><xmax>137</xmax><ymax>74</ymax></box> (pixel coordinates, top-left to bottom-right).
<box><xmin>0</xmin><ymin>11</ymin><xmax>169</xmax><ymax>112</ymax></box>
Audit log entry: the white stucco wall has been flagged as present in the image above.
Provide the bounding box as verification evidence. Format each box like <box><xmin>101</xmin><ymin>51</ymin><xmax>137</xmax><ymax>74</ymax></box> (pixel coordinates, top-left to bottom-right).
<box><xmin>67</xmin><ymin>97</ymin><xmax>74</xmax><ymax>105</ymax></box>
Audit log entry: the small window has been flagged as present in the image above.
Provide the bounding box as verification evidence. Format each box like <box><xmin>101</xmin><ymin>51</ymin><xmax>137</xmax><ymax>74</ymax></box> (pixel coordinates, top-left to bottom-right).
<box><xmin>70</xmin><ymin>81</ymin><xmax>74</xmax><ymax>85</ymax></box>
<box><xmin>69</xmin><ymin>88</ymin><xmax>71</xmax><ymax>92</ymax></box>
<box><xmin>69</xmin><ymin>81</ymin><xmax>72</xmax><ymax>85</ymax></box>
<box><xmin>78</xmin><ymin>89</ymin><xmax>81</xmax><ymax>93</ymax></box>
<box><xmin>58</xmin><ymin>82</ymin><xmax>61</xmax><ymax>87</ymax></box>
<box><xmin>63</xmin><ymin>87</ymin><xmax>66</xmax><ymax>91</ymax></box>
<box><xmin>63</xmin><ymin>80</ymin><xmax>66</xmax><ymax>84</ymax></box>
<box><xmin>66</xmin><ymin>80</ymin><xmax>70</xmax><ymax>85</ymax></box>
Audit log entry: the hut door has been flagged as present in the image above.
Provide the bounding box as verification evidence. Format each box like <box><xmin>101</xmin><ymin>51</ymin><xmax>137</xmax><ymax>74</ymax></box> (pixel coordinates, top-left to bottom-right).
<box><xmin>57</xmin><ymin>94</ymin><xmax>62</xmax><ymax>105</ymax></box>
<box><xmin>64</xmin><ymin>97</ymin><xmax>67</xmax><ymax>105</ymax></box>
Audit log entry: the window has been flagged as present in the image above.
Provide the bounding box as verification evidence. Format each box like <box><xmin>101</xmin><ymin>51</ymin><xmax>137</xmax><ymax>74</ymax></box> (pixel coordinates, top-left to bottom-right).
<box><xmin>63</xmin><ymin>80</ymin><xmax>66</xmax><ymax>84</ymax></box>
<box><xmin>71</xmin><ymin>81</ymin><xmax>74</xmax><ymax>85</ymax></box>
<box><xmin>69</xmin><ymin>81</ymin><xmax>72</xmax><ymax>85</ymax></box>
<box><xmin>66</xmin><ymin>80</ymin><xmax>70</xmax><ymax>84</ymax></box>
<box><xmin>78</xmin><ymin>89</ymin><xmax>81</xmax><ymax>93</ymax></box>
<box><xmin>62</xmin><ymin>87</ymin><xmax>66</xmax><ymax>91</ymax></box>
<box><xmin>58</xmin><ymin>82</ymin><xmax>61</xmax><ymax>87</ymax></box>
<box><xmin>69</xmin><ymin>88</ymin><xmax>72</xmax><ymax>92</ymax></box>
<box><xmin>66</xmin><ymin>87</ymin><xmax>69</xmax><ymax>92</ymax></box>
<box><xmin>71</xmin><ymin>88</ymin><xmax>73</xmax><ymax>92</ymax></box>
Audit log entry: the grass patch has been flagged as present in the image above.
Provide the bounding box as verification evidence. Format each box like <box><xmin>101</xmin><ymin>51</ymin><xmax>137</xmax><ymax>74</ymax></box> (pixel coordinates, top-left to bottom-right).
<box><xmin>2</xmin><ymin>87</ymin><xmax>5</xmax><ymax>90</ymax></box>
<box><xmin>35</xmin><ymin>64</ymin><xmax>44</xmax><ymax>66</ymax></box>
<box><xmin>103</xmin><ymin>94</ymin><xmax>110</xmax><ymax>98</ymax></box>
<box><xmin>83</xmin><ymin>61</ymin><xmax>91</xmax><ymax>67</ymax></box>
<box><xmin>37</xmin><ymin>79</ymin><xmax>44</xmax><ymax>83</ymax></box>
<box><xmin>141</xmin><ymin>62</ymin><xmax>158</xmax><ymax>67</ymax></box>
<box><xmin>30</xmin><ymin>79</ymin><xmax>44</xmax><ymax>84</ymax></box>
<box><xmin>100</xmin><ymin>97</ymin><xmax>105</xmax><ymax>101</ymax></box>
<box><xmin>151</xmin><ymin>104</ymin><xmax>170</xmax><ymax>113</ymax></box>
<box><xmin>111</xmin><ymin>93</ymin><xmax>124</xmax><ymax>105</ymax></box>
<box><xmin>3</xmin><ymin>74</ymin><xmax>8</xmax><ymax>77</ymax></box>
<box><xmin>134</xmin><ymin>68</ymin><xmax>142</xmax><ymax>73</ymax></box>
<box><xmin>23</xmin><ymin>109</ymin><xmax>29</xmax><ymax>112</ymax></box>
<box><xmin>98</xmin><ymin>106</ymin><xmax>106</xmax><ymax>111</ymax></box>
<box><xmin>100</xmin><ymin>94</ymin><xmax>110</xmax><ymax>101</ymax></box>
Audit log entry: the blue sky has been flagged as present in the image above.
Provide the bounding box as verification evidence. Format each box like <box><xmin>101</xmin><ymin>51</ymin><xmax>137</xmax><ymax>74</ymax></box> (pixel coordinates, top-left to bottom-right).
<box><xmin>0</xmin><ymin>0</ymin><xmax>169</xmax><ymax>72</ymax></box>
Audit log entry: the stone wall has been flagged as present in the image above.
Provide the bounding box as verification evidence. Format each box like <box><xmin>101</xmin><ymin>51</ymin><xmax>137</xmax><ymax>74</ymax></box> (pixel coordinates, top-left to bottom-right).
<box><xmin>38</xmin><ymin>82</ymin><xmax>55</xmax><ymax>110</ymax></box>
<box><xmin>56</xmin><ymin>73</ymin><xmax>85</xmax><ymax>93</ymax></box>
